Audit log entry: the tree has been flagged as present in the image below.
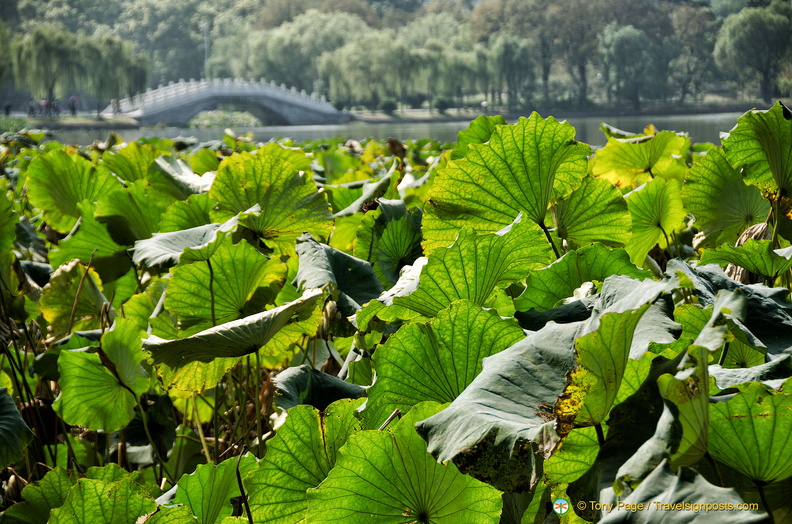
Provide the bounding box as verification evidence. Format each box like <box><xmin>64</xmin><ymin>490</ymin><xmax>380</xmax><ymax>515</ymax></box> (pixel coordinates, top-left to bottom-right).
<box><xmin>80</xmin><ymin>34</ymin><xmax>147</xmax><ymax>115</ymax></box>
<box><xmin>0</xmin><ymin>23</ymin><xmax>12</xmax><ymax>89</ymax></box>
<box><xmin>468</xmin><ymin>0</ymin><xmax>554</xmax><ymax>103</ymax></box>
<box><xmin>488</xmin><ymin>33</ymin><xmax>534</xmax><ymax>109</ymax></box>
<box><xmin>669</xmin><ymin>5</ymin><xmax>716</xmax><ymax>104</ymax></box>
<box><xmin>12</xmin><ymin>24</ymin><xmax>82</xmax><ymax>103</ymax></box>
<box><xmin>547</xmin><ymin>0</ymin><xmax>603</xmax><ymax>106</ymax></box>
<box><xmin>714</xmin><ymin>6</ymin><xmax>792</xmax><ymax>103</ymax></box>
<box><xmin>16</xmin><ymin>0</ymin><xmax>123</xmax><ymax>34</ymax></box>
<box><xmin>114</xmin><ymin>0</ymin><xmax>205</xmax><ymax>88</ymax></box>
<box><xmin>317</xmin><ymin>30</ymin><xmax>397</xmax><ymax>110</ymax></box>
<box><xmin>599</xmin><ymin>23</ymin><xmax>661</xmax><ymax>110</ymax></box>
<box><xmin>247</xmin><ymin>10</ymin><xmax>370</xmax><ymax>93</ymax></box>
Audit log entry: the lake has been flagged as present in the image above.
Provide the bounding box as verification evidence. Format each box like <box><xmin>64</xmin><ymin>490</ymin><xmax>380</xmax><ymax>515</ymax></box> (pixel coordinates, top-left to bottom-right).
<box><xmin>52</xmin><ymin>111</ymin><xmax>746</xmax><ymax>147</ymax></box>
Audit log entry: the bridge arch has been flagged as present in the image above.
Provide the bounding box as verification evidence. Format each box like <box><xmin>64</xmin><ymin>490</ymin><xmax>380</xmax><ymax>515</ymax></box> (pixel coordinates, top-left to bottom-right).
<box><xmin>108</xmin><ymin>78</ymin><xmax>352</xmax><ymax>127</ymax></box>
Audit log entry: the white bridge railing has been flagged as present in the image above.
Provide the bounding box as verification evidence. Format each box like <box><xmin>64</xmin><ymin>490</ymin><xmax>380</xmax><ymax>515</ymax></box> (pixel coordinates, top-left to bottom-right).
<box><xmin>114</xmin><ymin>78</ymin><xmax>336</xmax><ymax>114</ymax></box>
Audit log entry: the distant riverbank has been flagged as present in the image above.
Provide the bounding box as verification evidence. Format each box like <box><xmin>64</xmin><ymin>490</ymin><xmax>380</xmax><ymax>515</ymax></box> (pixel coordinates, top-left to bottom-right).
<box><xmin>2</xmin><ymin>100</ymin><xmax>778</xmax><ymax>134</ymax></box>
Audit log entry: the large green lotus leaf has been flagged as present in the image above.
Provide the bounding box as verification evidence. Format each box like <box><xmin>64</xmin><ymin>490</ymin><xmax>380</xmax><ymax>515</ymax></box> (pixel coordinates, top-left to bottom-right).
<box><xmin>365</xmin><ymin>217</ymin><xmax>554</xmax><ymax>322</ymax></box>
<box><xmin>423</xmin><ymin>113</ymin><xmax>590</xmax><ymax>253</ymax></box>
<box><xmin>682</xmin><ymin>147</ymin><xmax>769</xmax><ymax>246</ymax></box>
<box><xmin>658</xmin><ymin>346</ymin><xmax>710</xmax><ymax>469</ymax></box>
<box><xmin>306</xmin><ymin>402</ymin><xmax>503</xmax><ymax>523</ymax></box>
<box><xmin>48</xmin><ymin>203</ymin><xmax>131</xmax><ymax>283</ymax></box>
<box><xmin>723</xmin><ymin>102</ymin><xmax>792</xmax><ymax>198</ymax></box>
<box><xmin>544</xmin><ymin>426</ymin><xmax>599</xmax><ymax>486</ymax></box>
<box><xmin>272</xmin><ymin>365</ymin><xmax>366</xmax><ymax>411</ymax></box>
<box><xmin>598</xmin><ymin>460</ymin><xmax>766</xmax><ymax>523</ymax></box>
<box><xmin>174</xmin><ymin>454</ymin><xmax>257</xmax><ymax>524</ymax></box>
<box><xmin>132</xmin><ymin>223</ymin><xmax>225</xmax><ymax>269</ymax></box>
<box><xmin>94</xmin><ymin>179</ymin><xmax>173</xmax><ymax>244</ymax></box>
<box><xmin>514</xmin><ymin>243</ymin><xmax>650</xmax><ymax>311</ymax></box>
<box><xmin>147</xmin><ymin>287</ymin><xmax>322</xmax><ymax>367</ymax></box>
<box><xmin>0</xmin><ymin>387</ymin><xmax>33</xmax><ymax>468</ymax></box>
<box><xmin>25</xmin><ymin>149</ymin><xmax>119</xmax><ymax>233</ymax></box>
<box><xmin>365</xmin><ymin>300</ymin><xmax>525</xmax><ymax>429</ymax></box>
<box><xmin>39</xmin><ymin>260</ymin><xmax>111</xmax><ymax>338</ymax></box>
<box><xmin>0</xmin><ymin>466</ymin><xmax>75</xmax><ymax>524</ymax></box>
<box><xmin>415</xmin><ymin>322</ymin><xmax>578</xmax><ymax>492</ymax></box>
<box><xmin>54</xmin><ymin>320</ymin><xmax>149</xmax><ymax>432</ymax></box>
<box><xmin>566</xmin><ymin>353</ymin><xmax>688</xmax><ymax>520</ymax></box>
<box><xmin>593</xmin><ymin>275</ymin><xmax>681</xmax><ymax>359</ymax></box>
<box><xmin>159</xmin><ymin>192</ymin><xmax>215</xmax><ymax>232</ymax></box>
<box><xmin>418</xmin><ymin>275</ymin><xmax>678</xmax><ymax>493</ymax></box>
<box><xmin>555</xmin><ymin>304</ymin><xmax>650</xmax><ymax>432</ymax></box>
<box><xmin>165</xmin><ymin>237</ymin><xmax>286</xmax><ymax>329</ymax></box>
<box><xmin>551</xmin><ymin>176</ymin><xmax>632</xmax><ymax>248</ymax></box>
<box><xmin>449</xmin><ymin>114</ymin><xmax>508</xmax><ymax>160</ymax></box>
<box><xmin>610</xmin><ymin>346</ymin><xmax>712</xmax><ymax>499</ymax></box>
<box><xmin>149</xmin><ymin>155</ymin><xmax>214</xmax><ymax>199</ymax></box>
<box><xmin>592</xmin><ymin>130</ymin><xmax>690</xmax><ymax>188</ymax></box>
<box><xmin>353</xmin><ymin>199</ymin><xmax>423</xmax><ymax>288</ymax></box>
<box><xmin>245</xmin><ymin>399</ymin><xmax>364</xmax><ymax>524</ymax></box>
<box><xmin>625</xmin><ymin>177</ymin><xmax>686</xmax><ymax>266</ymax></box>
<box><xmin>708</xmin><ymin>382</ymin><xmax>792</xmax><ymax>484</ymax></box>
<box><xmin>257</xmin><ymin>142</ymin><xmax>313</xmax><ymax>172</ymax></box>
<box><xmin>209</xmin><ymin>151</ymin><xmax>333</xmax><ymax>254</ymax></box>
<box><xmin>158</xmin><ymin>308</ymin><xmax>323</xmax><ymax>393</ymax></box>
<box><xmin>699</xmin><ymin>239</ymin><xmax>792</xmax><ymax>283</ymax></box>
<box><xmin>48</xmin><ymin>478</ymin><xmax>157</xmax><ymax>524</ymax></box>
<box><xmin>667</xmin><ymin>260</ymin><xmax>792</xmax><ymax>356</ymax></box>
<box><xmin>101</xmin><ymin>141</ymin><xmax>158</xmax><ymax>183</ymax></box>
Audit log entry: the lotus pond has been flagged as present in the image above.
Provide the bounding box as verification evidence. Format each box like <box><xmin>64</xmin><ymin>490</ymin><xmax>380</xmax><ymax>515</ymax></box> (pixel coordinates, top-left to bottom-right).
<box><xmin>0</xmin><ymin>103</ymin><xmax>791</xmax><ymax>523</ymax></box>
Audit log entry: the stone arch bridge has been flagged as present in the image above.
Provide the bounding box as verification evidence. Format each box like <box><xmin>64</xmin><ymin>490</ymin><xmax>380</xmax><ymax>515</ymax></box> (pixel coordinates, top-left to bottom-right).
<box><xmin>106</xmin><ymin>78</ymin><xmax>352</xmax><ymax>126</ymax></box>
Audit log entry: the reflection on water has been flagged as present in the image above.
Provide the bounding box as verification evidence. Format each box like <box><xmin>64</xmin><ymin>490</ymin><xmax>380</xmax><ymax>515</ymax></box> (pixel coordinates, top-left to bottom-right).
<box><xmin>53</xmin><ymin>112</ymin><xmax>745</xmax><ymax>148</ymax></box>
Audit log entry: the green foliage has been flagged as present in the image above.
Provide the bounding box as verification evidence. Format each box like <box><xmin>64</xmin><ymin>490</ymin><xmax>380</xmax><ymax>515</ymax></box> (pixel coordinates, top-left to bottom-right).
<box><xmin>4</xmin><ymin>110</ymin><xmax>792</xmax><ymax>522</ymax></box>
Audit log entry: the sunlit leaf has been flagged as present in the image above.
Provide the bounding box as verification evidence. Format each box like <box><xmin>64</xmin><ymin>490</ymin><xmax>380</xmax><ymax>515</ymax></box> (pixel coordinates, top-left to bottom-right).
<box><xmin>39</xmin><ymin>260</ymin><xmax>111</xmax><ymax>338</ymax></box>
<box><xmin>593</xmin><ymin>130</ymin><xmax>690</xmax><ymax>188</ymax></box>
<box><xmin>48</xmin><ymin>478</ymin><xmax>156</xmax><ymax>524</ymax></box>
<box><xmin>682</xmin><ymin>147</ymin><xmax>769</xmax><ymax>246</ymax></box>
<box><xmin>450</xmin><ymin>114</ymin><xmax>507</xmax><ymax>160</ymax></box>
<box><xmin>174</xmin><ymin>455</ymin><xmax>257</xmax><ymax>524</ymax></box>
<box><xmin>209</xmin><ymin>150</ymin><xmax>332</xmax><ymax>254</ymax></box>
<box><xmin>625</xmin><ymin>178</ymin><xmax>686</xmax><ymax>266</ymax></box>
<box><xmin>365</xmin><ymin>300</ymin><xmax>524</xmax><ymax>428</ymax></box>
<box><xmin>306</xmin><ymin>403</ymin><xmax>503</xmax><ymax>523</ymax></box>
<box><xmin>551</xmin><ymin>176</ymin><xmax>632</xmax><ymax>248</ymax></box>
<box><xmin>723</xmin><ymin>101</ymin><xmax>792</xmax><ymax>198</ymax></box>
<box><xmin>25</xmin><ymin>149</ymin><xmax>119</xmax><ymax>233</ymax></box>
<box><xmin>245</xmin><ymin>399</ymin><xmax>364</xmax><ymax>524</ymax></box>
<box><xmin>514</xmin><ymin>243</ymin><xmax>650</xmax><ymax>311</ymax></box>
<box><xmin>424</xmin><ymin>113</ymin><xmax>590</xmax><ymax>253</ymax></box>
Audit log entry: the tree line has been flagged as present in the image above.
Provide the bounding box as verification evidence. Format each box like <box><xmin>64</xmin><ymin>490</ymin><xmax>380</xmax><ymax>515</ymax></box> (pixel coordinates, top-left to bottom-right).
<box><xmin>0</xmin><ymin>0</ymin><xmax>790</xmax><ymax>115</ymax></box>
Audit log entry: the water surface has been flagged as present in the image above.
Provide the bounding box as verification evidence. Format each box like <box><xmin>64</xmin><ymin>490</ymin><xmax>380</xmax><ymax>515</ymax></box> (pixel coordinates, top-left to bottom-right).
<box><xmin>53</xmin><ymin>112</ymin><xmax>745</xmax><ymax>147</ymax></box>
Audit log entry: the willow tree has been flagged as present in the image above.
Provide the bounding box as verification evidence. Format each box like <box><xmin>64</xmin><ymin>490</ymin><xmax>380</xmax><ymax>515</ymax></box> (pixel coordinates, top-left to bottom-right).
<box><xmin>79</xmin><ymin>34</ymin><xmax>147</xmax><ymax>116</ymax></box>
<box><xmin>12</xmin><ymin>24</ymin><xmax>82</xmax><ymax>103</ymax></box>
<box><xmin>714</xmin><ymin>6</ymin><xmax>791</xmax><ymax>103</ymax></box>
<box><xmin>0</xmin><ymin>22</ymin><xmax>11</xmax><ymax>88</ymax></box>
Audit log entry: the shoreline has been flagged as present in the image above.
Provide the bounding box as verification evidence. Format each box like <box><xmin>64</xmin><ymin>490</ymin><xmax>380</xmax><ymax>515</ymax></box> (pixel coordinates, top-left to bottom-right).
<box><xmin>349</xmin><ymin>101</ymin><xmax>770</xmax><ymax>125</ymax></box>
<box><xmin>4</xmin><ymin>101</ymin><xmax>780</xmax><ymax>132</ymax></box>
